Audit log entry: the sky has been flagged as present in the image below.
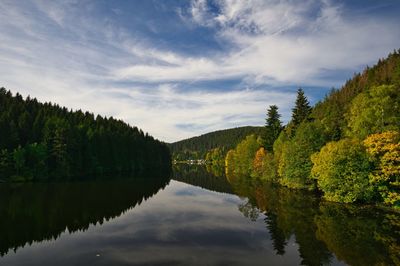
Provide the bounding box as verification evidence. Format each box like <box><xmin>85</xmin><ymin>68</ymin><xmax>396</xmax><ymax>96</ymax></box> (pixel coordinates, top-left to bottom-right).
<box><xmin>1</xmin><ymin>0</ymin><xmax>399</xmax><ymax>142</ymax></box>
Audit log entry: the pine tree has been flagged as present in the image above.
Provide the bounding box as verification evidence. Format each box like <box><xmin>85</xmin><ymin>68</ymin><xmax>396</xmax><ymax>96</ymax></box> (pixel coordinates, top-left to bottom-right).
<box><xmin>292</xmin><ymin>88</ymin><xmax>311</xmax><ymax>127</ymax></box>
<box><xmin>0</xmin><ymin>88</ymin><xmax>171</xmax><ymax>181</ymax></box>
<box><xmin>264</xmin><ymin>105</ymin><xmax>282</xmax><ymax>151</ymax></box>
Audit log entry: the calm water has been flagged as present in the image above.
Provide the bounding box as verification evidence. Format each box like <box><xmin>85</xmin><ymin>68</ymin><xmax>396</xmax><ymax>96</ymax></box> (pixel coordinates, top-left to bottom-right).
<box><xmin>0</xmin><ymin>166</ymin><xmax>399</xmax><ymax>266</ymax></box>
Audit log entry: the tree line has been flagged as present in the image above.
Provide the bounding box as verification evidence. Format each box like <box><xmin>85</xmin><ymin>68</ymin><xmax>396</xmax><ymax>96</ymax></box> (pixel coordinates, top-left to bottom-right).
<box><xmin>0</xmin><ymin>88</ymin><xmax>171</xmax><ymax>181</ymax></box>
<box><xmin>169</xmin><ymin>126</ymin><xmax>263</xmax><ymax>161</ymax></box>
<box><xmin>225</xmin><ymin>49</ymin><xmax>400</xmax><ymax>209</ymax></box>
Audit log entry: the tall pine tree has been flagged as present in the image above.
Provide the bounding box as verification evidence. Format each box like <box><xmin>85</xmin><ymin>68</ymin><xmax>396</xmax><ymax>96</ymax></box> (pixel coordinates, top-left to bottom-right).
<box><xmin>264</xmin><ymin>105</ymin><xmax>282</xmax><ymax>151</ymax></box>
<box><xmin>291</xmin><ymin>88</ymin><xmax>311</xmax><ymax>128</ymax></box>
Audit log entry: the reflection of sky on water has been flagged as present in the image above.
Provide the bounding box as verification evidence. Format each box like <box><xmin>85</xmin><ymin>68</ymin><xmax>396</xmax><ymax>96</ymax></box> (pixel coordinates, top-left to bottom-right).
<box><xmin>0</xmin><ymin>180</ymin><xmax>344</xmax><ymax>266</ymax></box>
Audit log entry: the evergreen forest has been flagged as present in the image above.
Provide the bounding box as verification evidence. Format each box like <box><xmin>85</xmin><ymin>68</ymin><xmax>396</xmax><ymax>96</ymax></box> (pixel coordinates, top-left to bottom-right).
<box><xmin>0</xmin><ymin>89</ymin><xmax>171</xmax><ymax>181</ymax></box>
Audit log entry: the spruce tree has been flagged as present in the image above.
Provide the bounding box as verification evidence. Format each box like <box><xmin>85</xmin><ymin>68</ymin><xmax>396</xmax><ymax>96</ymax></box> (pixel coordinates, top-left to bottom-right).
<box><xmin>291</xmin><ymin>88</ymin><xmax>311</xmax><ymax>127</ymax></box>
<box><xmin>264</xmin><ymin>105</ymin><xmax>282</xmax><ymax>151</ymax></box>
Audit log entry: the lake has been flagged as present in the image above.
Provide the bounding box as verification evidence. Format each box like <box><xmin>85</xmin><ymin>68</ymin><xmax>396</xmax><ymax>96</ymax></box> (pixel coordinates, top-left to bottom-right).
<box><xmin>0</xmin><ymin>165</ymin><xmax>399</xmax><ymax>266</ymax></box>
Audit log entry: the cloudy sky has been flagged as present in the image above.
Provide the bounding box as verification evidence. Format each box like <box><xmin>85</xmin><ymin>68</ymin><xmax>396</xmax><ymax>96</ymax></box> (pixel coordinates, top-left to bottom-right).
<box><xmin>1</xmin><ymin>0</ymin><xmax>399</xmax><ymax>142</ymax></box>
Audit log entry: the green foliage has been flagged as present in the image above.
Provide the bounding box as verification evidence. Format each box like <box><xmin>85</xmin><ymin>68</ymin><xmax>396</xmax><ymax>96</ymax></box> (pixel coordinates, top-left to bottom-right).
<box><xmin>170</xmin><ymin>126</ymin><xmax>264</xmax><ymax>160</ymax></box>
<box><xmin>216</xmin><ymin>50</ymin><xmax>400</xmax><ymax>208</ymax></box>
<box><xmin>279</xmin><ymin>121</ymin><xmax>327</xmax><ymax>190</ymax></box>
<box><xmin>311</xmin><ymin>139</ymin><xmax>374</xmax><ymax>203</ymax></box>
<box><xmin>25</xmin><ymin>143</ymin><xmax>48</xmax><ymax>179</ymax></box>
<box><xmin>12</xmin><ymin>146</ymin><xmax>27</xmax><ymax>179</ymax></box>
<box><xmin>43</xmin><ymin>117</ymin><xmax>70</xmax><ymax>178</ymax></box>
<box><xmin>260</xmin><ymin>151</ymin><xmax>277</xmax><ymax>181</ymax></box>
<box><xmin>0</xmin><ymin>149</ymin><xmax>12</xmax><ymax>179</ymax></box>
<box><xmin>311</xmin><ymin>50</ymin><xmax>400</xmax><ymax>142</ymax></box>
<box><xmin>311</xmin><ymin>89</ymin><xmax>343</xmax><ymax>141</ymax></box>
<box><xmin>233</xmin><ymin>135</ymin><xmax>261</xmax><ymax>175</ymax></box>
<box><xmin>264</xmin><ymin>105</ymin><xmax>283</xmax><ymax>151</ymax></box>
<box><xmin>290</xmin><ymin>88</ymin><xmax>311</xmax><ymax>133</ymax></box>
<box><xmin>224</xmin><ymin>135</ymin><xmax>261</xmax><ymax>176</ymax></box>
<box><xmin>273</xmin><ymin>130</ymin><xmax>290</xmax><ymax>179</ymax></box>
<box><xmin>0</xmin><ymin>88</ymin><xmax>171</xmax><ymax>181</ymax></box>
<box><xmin>346</xmin><ymin>85</ymin><xmax>400</xmax><ymax>139</ymax></box>
<box><xmin>205</xmin><ymin>147</ymin><xmax>225</xmax><ymax>166</ymax></box>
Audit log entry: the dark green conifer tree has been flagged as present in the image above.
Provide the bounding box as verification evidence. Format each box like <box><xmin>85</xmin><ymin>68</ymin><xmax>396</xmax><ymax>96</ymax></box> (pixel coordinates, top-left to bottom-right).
<box><xmin>264</xmin><ymin>105</ymin><xmax>282</xmax><ymax>151</ymax></box>
<box><xmin>291</xmin><ymin>88</ymin><xmax>311</xmax><ymax>128</ymax></box>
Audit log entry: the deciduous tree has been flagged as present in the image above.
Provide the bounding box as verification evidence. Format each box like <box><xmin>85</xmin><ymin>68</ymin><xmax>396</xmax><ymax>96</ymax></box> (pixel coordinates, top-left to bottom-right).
<box><xmin>311</xmin><ymin>139</ymin><xmax>374</xmax><ymax>203</ymax></box>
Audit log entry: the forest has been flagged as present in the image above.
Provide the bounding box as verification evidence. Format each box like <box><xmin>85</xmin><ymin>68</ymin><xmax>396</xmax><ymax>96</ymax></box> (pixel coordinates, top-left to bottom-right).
<box><xmin>0</xmin><ymin>89</ymin><xmax>171</xmax><ymax>181</ymax></box>
<box><xmin>224</xmin><ymin>49</ymin><xmax>400</xmax><ymax>209</ymax></box>
<box><xmin>169</xmin><ymin>126</ymin><xmax>263</xmax><ymax>161</ymax></box>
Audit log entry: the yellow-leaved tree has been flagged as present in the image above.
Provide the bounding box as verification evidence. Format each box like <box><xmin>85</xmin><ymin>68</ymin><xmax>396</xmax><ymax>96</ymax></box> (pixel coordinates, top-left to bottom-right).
<box><xmin>364</xmin><ymin>131</ymin><xmax>400</xmax><ymax>208</ymax></box>
<box><xmin>252</xmin><ymin>147</ymin><xmax>266</xmax><ymax>177</ymax></box>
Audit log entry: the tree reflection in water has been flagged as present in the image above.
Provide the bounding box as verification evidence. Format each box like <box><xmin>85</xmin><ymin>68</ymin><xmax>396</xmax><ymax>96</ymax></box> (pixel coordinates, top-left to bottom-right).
<box><xmin>0</xmin><ymin>177</ymin><xmax>170</xmax><ymax>257</ymax></box>
<box><xmin>224</xmin><ymin>169</ymin><xmax>400</xmax><ymax>266</ymax></box>
<box><xmin>1</xmin><ymin>165</ymin><xmax>399</xmax><ymax>266</ymax></box>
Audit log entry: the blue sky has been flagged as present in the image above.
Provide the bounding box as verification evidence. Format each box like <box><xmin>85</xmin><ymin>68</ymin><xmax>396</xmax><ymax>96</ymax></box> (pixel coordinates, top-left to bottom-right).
<box><xmin>1</xmin><ymin>0</ymin><xmax>399</xmax><ymax>142</ymax></box>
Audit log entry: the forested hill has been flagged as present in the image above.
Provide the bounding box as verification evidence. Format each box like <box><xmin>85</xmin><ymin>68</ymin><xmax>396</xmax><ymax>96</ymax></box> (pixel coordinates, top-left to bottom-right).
<box><xmin>225</xmin><ymin>49</ymin><xmax>400</xmax><ymax>208</ymax></box>
<box><xmin>0</xmin><ymin>88</ymin><xmax>171</xmax><ymax>181</ymax></box>
<box><xmin>311</xmin><ymin>49</ymin><xmax>400</xmax><ymax>141</ymax></box>
<box><xmin>169</xmin><ymin>126</ymin><xmax>263</xmax><ymax>160</ymax></box>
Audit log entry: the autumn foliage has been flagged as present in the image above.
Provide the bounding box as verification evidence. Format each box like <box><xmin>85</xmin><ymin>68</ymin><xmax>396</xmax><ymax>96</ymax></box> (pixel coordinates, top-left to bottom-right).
<box><xmin>225</xmin><ymin>50</ymin><xmax>400</xmax><ymax>208</ymax></box>
<box><xmin>364</xmin><ymin>131</ymin><xmax>400</xmax><ymax>207</ymax></box>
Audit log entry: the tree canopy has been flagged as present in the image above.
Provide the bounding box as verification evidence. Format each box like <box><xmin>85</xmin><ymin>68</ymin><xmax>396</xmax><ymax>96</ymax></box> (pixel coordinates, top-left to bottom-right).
<box><xmin>311</xmin><ymin>139</ymin><xmax>374</xmax><ymax>203</ymax></box>
<box><xmin>0</xmin><ymin>88</ymin><xmax>171</xmax><ymax>181</ymax></box>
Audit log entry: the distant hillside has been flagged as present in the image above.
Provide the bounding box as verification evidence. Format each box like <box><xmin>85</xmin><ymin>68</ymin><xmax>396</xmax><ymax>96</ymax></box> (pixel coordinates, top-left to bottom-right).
<box><xmin>170</xmin><ymin>126</ymin><xmax>264</xmax><ymax>160</ymax></box>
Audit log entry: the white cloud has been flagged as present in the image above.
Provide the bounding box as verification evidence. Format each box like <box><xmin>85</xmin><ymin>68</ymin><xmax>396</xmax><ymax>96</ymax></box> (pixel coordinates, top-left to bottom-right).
<box><xmin>0</xmin><ymin>0</ymin><xmax>296</xmax><ymax>142</ymax></box>
<box><xmin>112</xmin><ymin>0</ymin><xmax>400</xmax><ymax>87</ymax></box>
<box><xmin>0</xmin><ymin>0</ymin><xmax>399</xmax><ymax>142</ymax></box>
<box><xmin>190</xmin><ymin>0</ymin><xmax>211</xmax><ymax>26</ymax></box>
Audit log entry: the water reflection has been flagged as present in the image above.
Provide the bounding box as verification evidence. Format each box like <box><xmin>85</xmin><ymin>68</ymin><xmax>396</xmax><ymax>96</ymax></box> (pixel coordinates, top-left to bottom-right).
<box><xmin>0</xmin><ymin>177</ymin><xmax>170</xmax><ymax>257</ymax></box>
<box><xmin>225</xmin><ymin>171</ymin><xmax>400</xmax><ymax>266</ymax></box>
<box><xmin>0</xmin><ymin>166</ymin><xmax>399</xmax><ymax>265</ymax></box>
<box><xmin>315</xmin><ymin>203</ymin><xmax>400</xmax><ymax>266</ymax></box>
<box><xmin>173</xmin><ymin>164</ymin><xmax>233</xmax><ymax>194</ymax></box>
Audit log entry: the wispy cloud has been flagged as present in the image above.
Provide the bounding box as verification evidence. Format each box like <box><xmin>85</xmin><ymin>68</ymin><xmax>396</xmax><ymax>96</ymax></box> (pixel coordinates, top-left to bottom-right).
<box><xmin>116</xmin><ymin>0</ymin><xmax>399</xmax><ymax>86</ymax></box>
<box><xmin>0</xmin><ymin>0</ymin><xmax>399</xmax><ymax>142</ymax></box>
